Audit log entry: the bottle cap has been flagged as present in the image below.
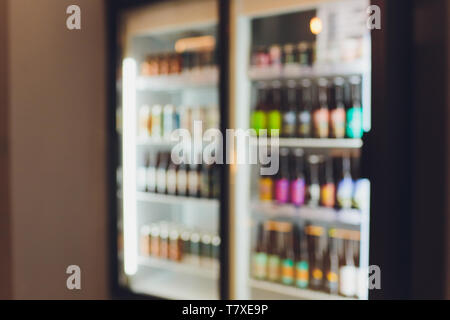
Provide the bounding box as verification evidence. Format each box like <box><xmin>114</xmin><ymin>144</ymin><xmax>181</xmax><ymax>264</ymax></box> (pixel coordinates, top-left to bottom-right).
<box><xmin>293</xmin><ymin>148</ymin><xmax>304</xmax><ymax>157</ymax></box>
<box><xmin>301</xmin><ymin>79</ymin><xmax>311</xmax><ymax>87</ymax></box>
<box><xmin>212</xmin><ymin>236</ymin><xmax>221</xmax><ymax>246</ymax></box>
<box><xmin>334</xmin><ymin>77</ymin><xmax>345</xmax><ymax>86</ymax></box>
<box><xmin>309</xmin><ymin>155</ymin><xmax>320</xmax><ymax>164</ymax></box>
<box><xmin>201</xmin><ymin>234</ymin><xmax>212</xmax><ymax>245</ymax></box>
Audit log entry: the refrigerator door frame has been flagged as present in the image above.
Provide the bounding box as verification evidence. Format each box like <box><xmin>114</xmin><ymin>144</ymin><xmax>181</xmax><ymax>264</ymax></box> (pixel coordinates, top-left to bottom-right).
<box><xmin>227</xmin><ymin>0</ymin><xmax>448</xmax><ymax>301</ymax></box>
<box><xmin>368</xmin><ymin>0</ymin><xmax>414</xmax><ymax>300</ymax></box>
<box><xmin>107</xmin><ymin>0</ymin><xmax>230</xmax><ymax>300</ymax></box>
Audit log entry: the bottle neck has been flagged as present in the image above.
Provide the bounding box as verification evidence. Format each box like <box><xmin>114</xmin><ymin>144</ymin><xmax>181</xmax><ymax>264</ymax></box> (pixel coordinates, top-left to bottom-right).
<box><xmin>295</xmin><ymin>157</ymin><xmax>304</xmax><ymax>177</ymax></box>
<box><xmin>310</xmin><ymin>163</ymin><xmax>319</xmax><ymax>184</ymax></box>
<box><xmin>328</xmin><ymin>236</ymin><xmax>337</xmax><ymax>255</ymax></box>
<box><xmin>335</xmin><ymin>85</ymin><xmax>345</xmax><ymax>109</ymax></box>
<box><xmin>317</xmin><ymin>85</ymin><xmax>328</xmax><ymax>109</ymax></box>
<box><xmin>302</xmin><ymin>86</ymin><xmax>312</xmax><ymax>112</ymax></box>
<box><xmin>286</xmin><ymin>87</ymin><xmax>297</xmax><ymax>111</ymax></box>
<box><xmin>300</xmin><ymin>232</ymin><xmax>308</xmax><ymax>255</ymax></box>
<box><xmin>345</xmin><ymin>240</ymin><xmax>354</xmax><ymax>265</ymax></box>
<box><xmin>257</xmin><ymin>88</ymin><xmax>267</xmax><ymax>109</ymax></box>
<box><xmin>351</xmin><ymin>83</ymin><xmax>362</xmax><ymax>108</ymax></box>
<box><xmin>325</xmin><ymin>159</ymin><xmax>334</xmax><ymax>183</ymax></box>
<box><xmin>278</xmin><ymin>156</ymin><xmax>289</xmax><ymax>178</ymax></box>
<box><xmin>342</xmin><ymin>156</ymin><xmax>352</xmax><ymax>178</ymax></box>
<box><xmin>271</xmin><ymin>87</ymin><xmax>281</xmax><ymax>109</ymax></box>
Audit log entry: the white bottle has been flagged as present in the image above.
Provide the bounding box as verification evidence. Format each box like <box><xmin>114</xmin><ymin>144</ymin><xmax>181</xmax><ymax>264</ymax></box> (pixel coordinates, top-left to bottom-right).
<box><xmin>339</xmin><ymin>239</ymin><xmax>357</xmax><ymax>297</ymax></box>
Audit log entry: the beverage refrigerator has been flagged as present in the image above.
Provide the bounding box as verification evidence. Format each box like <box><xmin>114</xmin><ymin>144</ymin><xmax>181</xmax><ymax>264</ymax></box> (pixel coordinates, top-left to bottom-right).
<box><xmin>228</xmin><ymin>0</ymin><xmax>371</xmax><ymax>300</ymax></box>
<box><xmin>108</xmin><ymin>0</ymin><xmax>415</xmax><ymax>300</ymax></box>
<box><xmin>109</xmin><ymin>0</ymin><xmax>227</xmax><ymax>299</ymax></box>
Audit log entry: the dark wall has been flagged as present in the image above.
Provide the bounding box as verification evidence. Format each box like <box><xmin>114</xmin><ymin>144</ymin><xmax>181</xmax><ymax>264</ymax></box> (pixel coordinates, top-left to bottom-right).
<box><xmin>369</xmin><ymin>0</ymin><xmax>450</xmax><ymax>300</ymax></box>
<box><xmin>369</xmin><ymin>0</ymin><xmax>413</xmax><ymax>299</ymax></box>
<box><xmin>411</xmin><ymin>0</ymin><xmax>450</xmax><ymax>299</ymax></box>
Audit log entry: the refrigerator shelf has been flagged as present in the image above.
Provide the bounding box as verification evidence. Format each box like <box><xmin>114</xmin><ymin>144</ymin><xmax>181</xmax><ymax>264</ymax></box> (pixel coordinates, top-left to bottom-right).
<box><xmin>136</xmin><ymin>67</ymin><xmax>218</xmax><ymax>91</ymax></box>
<box><xmin>136</xmin><ymin>191</ymin><xmax>220</xmax><ymax>208</ymax></box>
<box><xmin>251</xmin><ymin>202</ymin><xmax>362</xmax><ymax>226</ymax></box>
<box><xmin>139</xmin><ymin>256</ymin><xmax>219</xmax><ymax>280</ymax></box>
<box><xmin>248</xmin><ymin>61</ymin><xmax>369</xmax><ymax>81</ymax></box>
<box><xmin>249</xmin><ymin>279</ymin><xmax>356</xmax><ymax>300</ymax></box>
<box><xmin>250</xmin><ymin>137</ymin><xmax>363</xmax><ymax>149</ymax></box>
<box><xmin>137</xmin><ymin>136</ymin><xmax>177</xmax><ymax>147</ymax></box>
<box><xmin>137</xmin><ymin>137</ymin><xmax>221</xmax><ymax>148</ymax></box>
<box><xmin>129</xmin><ymin>270</ymin><xmax>219</xmax><ymax>300</ymax></box>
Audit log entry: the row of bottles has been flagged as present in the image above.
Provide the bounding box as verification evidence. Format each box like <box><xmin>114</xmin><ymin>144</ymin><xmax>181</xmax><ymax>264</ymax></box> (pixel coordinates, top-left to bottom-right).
<box><xmin>137</xmin><ymin>151</ymin><xmax>221</xmax><ymax>199</ymax></box>
<box><xmin>259</xmin><ymin>148</ymin><xmax>367</xmax><ymax>209</ymax></box>
<box><xmin>251</xmin><ymin>77</ymin><xmax>363</xmax><ymax>139</ymax></box>
<box><xmin>250</xmin><ymin>42</ymin><xmax>316</xmax><ymax>68</ymax></box>
<box><xmin>252</xmin><ymin>220</ymin><xmax>364</xmax><ymax>298</ymax></box>
<box><xmin>139</xmin><ymin>105</ymin><xmax>219</xmax><ymax>139</ymax></box>
<box><xmin>141</xmin><ymin>47</ymin><xmax>217</xmax><ymax>76</ymax></box>
<box><xmin>141</xmin><ymin>221</ymin><xmax>220</xmax><ymax>268</ymax></box>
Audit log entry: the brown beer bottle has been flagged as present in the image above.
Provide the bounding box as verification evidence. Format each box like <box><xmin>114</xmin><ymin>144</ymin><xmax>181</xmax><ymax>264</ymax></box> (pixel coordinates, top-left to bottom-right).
<box><xmin>281</xmin><ymin>80</ymin><xmax>297</xmax><ymax>138</ymax></box>
<box><xmin>298</xmin><ymin>79</ymin><xmax>312</xmax><ymax>138</ymax></box>
<box><xmin>325</xmin><ymin>230</ymin><xmax>339</xmax><ymax>294</ymax></box>
<box><xmin>252</xmin><ymin>223</ymin><xmax>269</xmax><ymax>280</ymax></box>
<box><xmin>267</xmin><ymin>223</ymin><xmax>281</xmax><ymax>282</ymax></box>
<box><xmin>320</xmin><ymin>157</ymin><xmax>336</xmax><ymax>208</ymax></box>
<box><xmin>295</xmin><ymin>227</ymin><xmax>309</xmax><ymax>289</ymax></box>
<box><xmin>307</xmin><ymin>225</ymin><xmax>324</xmax><ymax>290</ymax></box>
<box><xmin>281</xmin><ymin>230</ymin><xmax>295</xmax><ymax>286</ymax></box>
<box><xmin>259</xmin><ymin>161</ymin><xmax>274</xmax><ymax>201</ymax></box>
<box><xmin>251</xmin><ymin>83</ymin><xmax>268</xmax><ymax>136</ymax></box>
<box><xmin>330</xmin><ymin>77</ymin><xmax>346</xmax><ymax>138</ymax></box>
<box><xmin>312</xmin><ymin>78</ymin><xmax>330</xmax><ymax>138</ymax></box>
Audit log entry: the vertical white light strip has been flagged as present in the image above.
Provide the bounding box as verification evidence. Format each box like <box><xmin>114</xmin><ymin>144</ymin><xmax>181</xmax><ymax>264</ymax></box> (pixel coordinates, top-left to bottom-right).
<box><xmin>234</xmin><ymin>14</ymin><xmax>252</xmax><ymax>300</ymax></box>
<box><xmin>122</xmin><ymin>58</ymin><xmax>138</xmax><ymax>275</ymax></box>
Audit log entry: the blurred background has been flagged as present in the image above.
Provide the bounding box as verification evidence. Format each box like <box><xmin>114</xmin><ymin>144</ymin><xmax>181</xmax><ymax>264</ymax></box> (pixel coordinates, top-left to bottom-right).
<box><xmin>0</xmin><ymin>0</ymin><xmax>449</xmax><ymax>300</ymax></box>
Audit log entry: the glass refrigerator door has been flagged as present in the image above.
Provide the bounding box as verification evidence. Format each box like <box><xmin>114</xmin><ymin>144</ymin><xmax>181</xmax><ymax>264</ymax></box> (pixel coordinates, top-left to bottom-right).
<box><xmin>116</xmin><ymin>0</ymin><xmax>222</xmax><ymax>300</ymax></box>
<box><xmin>230</xmin><ymin>0</ymin><xmax>371</xmax><ymax>300</ymax></box>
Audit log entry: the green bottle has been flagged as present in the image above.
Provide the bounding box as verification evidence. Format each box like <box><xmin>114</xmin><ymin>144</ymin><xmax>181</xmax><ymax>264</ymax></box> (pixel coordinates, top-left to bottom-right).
<box><xmin>251</xmin><ymin>84</ymin><xmax>268</xmax><ymax>136</ymax></box>
<box><xmin>252</xmin><ymin>224</ymin><xmax>269</xmax><ymax>280</ymax></box>
<box><xmin>295</xmin><ymin>230</ymin><xmax>309</xmax><ymax>288</ymax></box>
<box><xmin>346</xmin><ymin>78</ymin><xmax>363</xmax><ymax>138</ymax></box>
<box><xmin>281</xmin><ymin>231</ymin><xmax>295</xmax><ymax>285</ymax></box>
<box><xmin>267</xmin><ymin>81</ymin><xmax>282</xmax><ymax>137</ymax></box>
<box><xmin>346</xmin><ymin>108</ymin><xmax>362</xmax><ymax>138</ymax></box>
<box><xmin>267</xmin><ymin>253</ymin><xmax>281</xmax><ymax>282</ymax></box>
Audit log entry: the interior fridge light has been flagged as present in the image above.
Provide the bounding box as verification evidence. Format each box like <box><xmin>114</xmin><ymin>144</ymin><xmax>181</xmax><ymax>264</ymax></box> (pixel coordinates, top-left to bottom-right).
<box><xmin>175</xmin><ymin>35</ymin><xmax>216</xmax><ymax>53</ymax></box>
<box><xmin>122</xmin><ymin>58</ymin><xmax>138</xmax><ymax>276</ymax></box>
<box><xmin>310</xmin><ymin>17</ymin><xmax>323</xmax><ymax>35</ymax></box>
